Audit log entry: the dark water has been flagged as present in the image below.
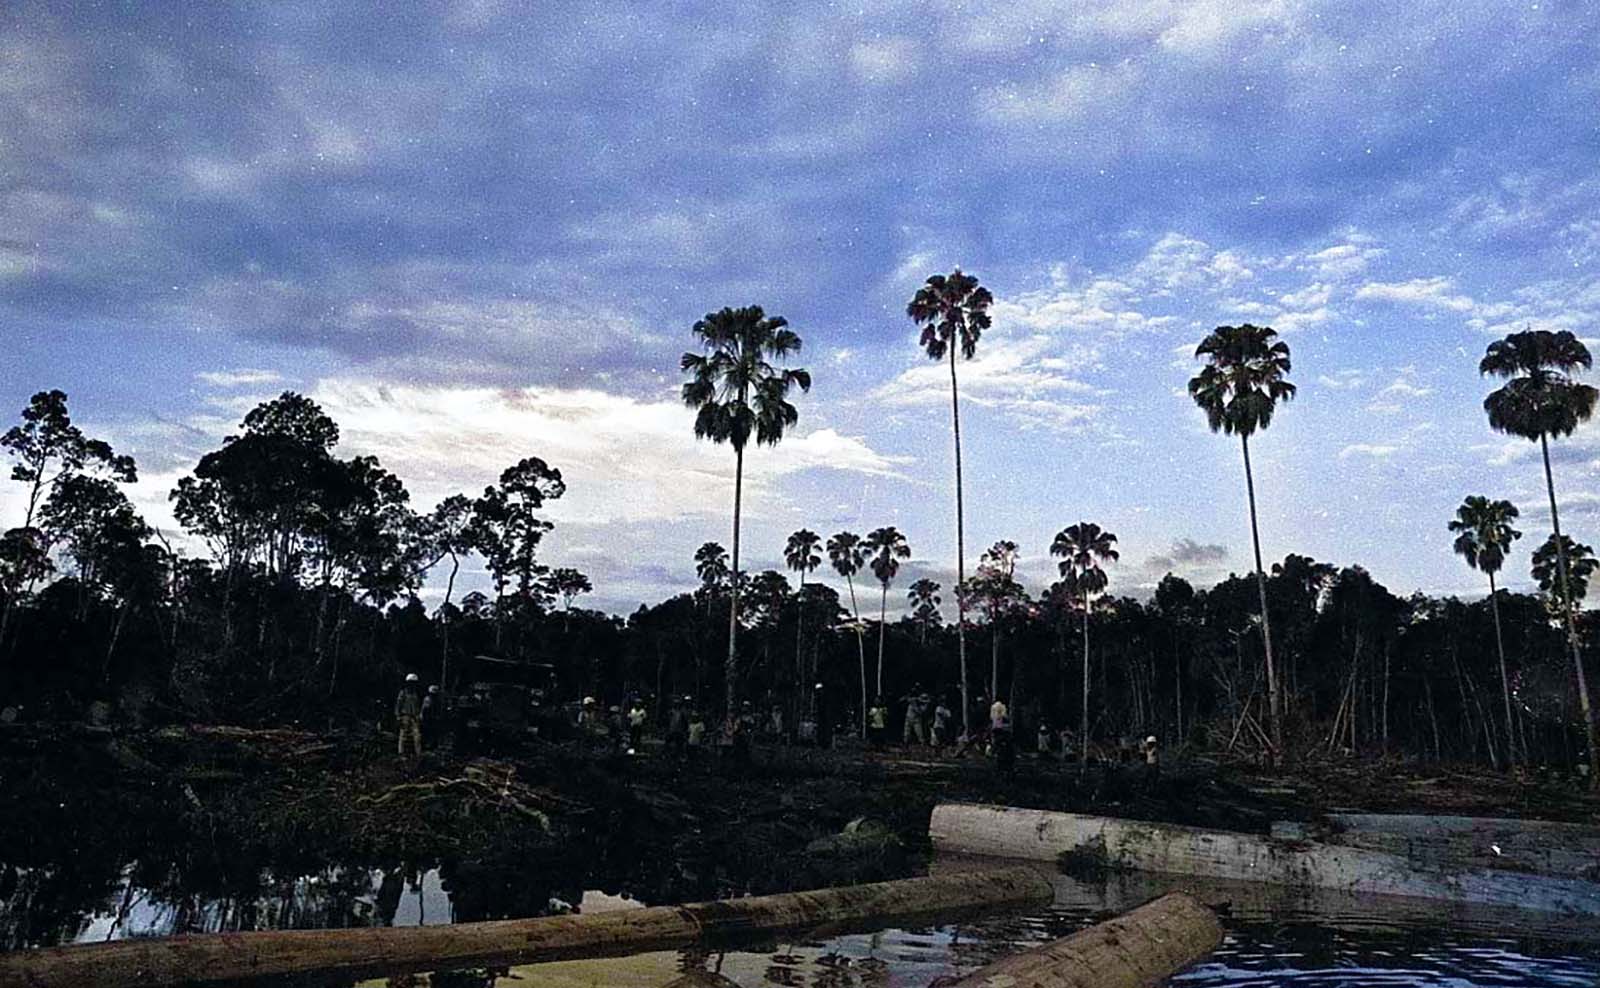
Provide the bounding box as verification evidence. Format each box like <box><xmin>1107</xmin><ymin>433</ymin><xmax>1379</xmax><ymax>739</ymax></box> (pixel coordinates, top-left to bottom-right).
<box><xmin>4</xmin><ymin>855</ymin><xmax>1598</xmax><ymax>987</ymax></box>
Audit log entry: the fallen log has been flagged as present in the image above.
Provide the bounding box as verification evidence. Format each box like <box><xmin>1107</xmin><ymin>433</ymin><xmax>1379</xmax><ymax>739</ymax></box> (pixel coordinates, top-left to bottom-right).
<box><xmin>929</xmin><ymin>804</ymin><xmax>1600</xmax><ymax>916</ymax></box>
<box><xmin>0</xmin><ymin>867</ymin><xmax>1052</xmax><ymax>988</ymax></box>
<box><xmin>943</xmin><ymin>892</ymin><xmax>1221</xmax><ymax>988</ymax></box>
<box><xmin>1272</xmin><ymin>814</ymin><xmax>1600</xmax><ymax>880</ymax></box>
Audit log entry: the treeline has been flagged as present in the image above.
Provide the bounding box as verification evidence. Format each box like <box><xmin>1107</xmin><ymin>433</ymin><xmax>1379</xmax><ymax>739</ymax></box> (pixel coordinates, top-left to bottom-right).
<box><xmin>0</xmin><ymin>388</ymin><xmax>1594</xmax><ymax>772</ymax></box>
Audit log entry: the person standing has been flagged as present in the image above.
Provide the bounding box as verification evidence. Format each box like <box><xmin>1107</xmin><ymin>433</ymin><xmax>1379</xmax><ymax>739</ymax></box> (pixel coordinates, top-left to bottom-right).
<box><xmin>665</xmin><ymin>696</ymin><xmax>689</xmax><ymax>753</ymax></box>
<box><xmin>868</xmin><ymin>698</ymin><xmax>889</xmax><ymax>747</ymax></box>
<box><xmin>988</xmin><ymin>695</ymin><xmax>1009</xmax><ymax>731</ymax></box>
<box><xmin>420</xmin><ymin>685</ymin><xmax>442</xmax><ymax>750</ymax></box>
<box><xmin>395</xmin><ymin>673</ymin><xmax>423</xmax><ymax>758</ymax></box>
<box><xmin>932</xmin><ymin>699</ymin><xmax>952</xmax><ymax>749</ymax></box>
<box><xmin>627</xmin><ymin>698</ymin><xmax>647</xmax><ymax>751</ymax></box>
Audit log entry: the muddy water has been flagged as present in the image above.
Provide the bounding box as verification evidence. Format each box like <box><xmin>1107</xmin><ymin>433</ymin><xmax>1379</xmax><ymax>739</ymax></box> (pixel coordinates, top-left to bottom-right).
<box><xmin>5</xmin><ymin>854</ymin><xmax>1598</xmax><ymax>988</ymax></box>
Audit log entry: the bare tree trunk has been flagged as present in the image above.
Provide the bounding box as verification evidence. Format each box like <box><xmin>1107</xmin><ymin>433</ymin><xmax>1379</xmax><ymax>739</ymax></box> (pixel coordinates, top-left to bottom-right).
<box><xmin>1541</xmin><ymin>434</ymin><xmax>1599</xmax><ymax>788</ymax></box>
<box><xmin>441</xmin><ymin>554</ymin><xmax>459</xmax><ymax>693</ymax></box>
<box><xmin>949</xmin><ymin>347</ymin><xmax>970</xmax><ymax>737</ymax></box>
<box><xmin>1425</xmin><ymin>676</ymin><xmax>1442</xmax><ymax>761</ymax></box>
<box><xmin>795</xmin><ymin>571</ymin><xmax>806</xmax><ymax>717</ymax></box>
<box><xmin>726</xmin><ymin>445</ymin><xmax>744</xmax><ymax>721</ymax></box>
<box><xmin>1488</xmin><ymin>571</ymin><xmax>1518</xmax><ymax>769</ymax></box>
<box><xmin>1081</xmin><ymin>590</ymin><xmax>1091</xmax><ymax>779</ymax></box>
<box><xmin>1240</xmin><ymin>434</ymin><xmax>1281</xmax><ymax>765</ymax></box>
<box><xmin>846</xmin><ymin>573</ymin><xmax>866</xmax><ymax>738</ymax></box>
<box><xmin>1381</xmin><ymin>639</ymin><xmax>1391</xmax><ymax>755</ymax></box>
<box><xmin>877</xmin><ymin>582</ymin><xmax>887</xmax><ymax>698</ymax></box>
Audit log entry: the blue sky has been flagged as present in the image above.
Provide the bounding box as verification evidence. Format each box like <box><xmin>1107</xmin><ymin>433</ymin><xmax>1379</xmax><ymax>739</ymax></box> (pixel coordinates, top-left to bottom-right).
<box><xmin>4</xmin><ymin>1</ymin><xmax>1599</xmax><ymax>614</ymax></box>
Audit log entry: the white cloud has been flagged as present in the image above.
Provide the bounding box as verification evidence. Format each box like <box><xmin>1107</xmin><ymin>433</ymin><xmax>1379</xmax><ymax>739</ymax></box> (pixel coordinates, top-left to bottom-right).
<box><xmin>196</xmin><ymin>369</ymin><xmax>285</xmax><ymax>388</ymax></box>
<box><xmin>1354</xmin><ymin>276</ymin><xmax>1478</xmax><ymax>313</ymax></box>
<box><xmin>848</xmin><ymin>37</ymin><xmax>921</xmax><ymax>84</ymax></box>
<box><xmin>1339</xmin><ymin>443</ymin><xmax>1400</xmax><ymax>459</ymax></box>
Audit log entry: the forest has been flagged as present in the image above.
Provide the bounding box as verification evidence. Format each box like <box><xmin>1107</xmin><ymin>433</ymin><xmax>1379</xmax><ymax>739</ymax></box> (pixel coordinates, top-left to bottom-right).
<box><xmin>1</xmin><ymin>298</ymin><xmax>1596</xmax><ymax>781</ymax></box>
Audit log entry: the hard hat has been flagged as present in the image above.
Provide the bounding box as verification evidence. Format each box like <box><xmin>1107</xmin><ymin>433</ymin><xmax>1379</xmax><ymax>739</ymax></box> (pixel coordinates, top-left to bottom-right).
<box><xmin>583</xmin><ymin>696</ymin><xmax>596</xmax><ymax>706</ymax></box>
<box><xmin>405</xmin><ymin>673</ymin><xmax>419</xmax><ymax>683</ymax></box>
<box><xmin>1145</xmin><ymin>735</ymin><xmax>1158</xmax><ymax>745</ymax></box>
<box><xmin>609</xmin><ymin>705</ymin><xmax>621</xmax><ymax>713</ymax></box>
<box><xmin>428</xmin><ymin>685</ymin><xmax>440</xmax><ymax>694</ymax></box>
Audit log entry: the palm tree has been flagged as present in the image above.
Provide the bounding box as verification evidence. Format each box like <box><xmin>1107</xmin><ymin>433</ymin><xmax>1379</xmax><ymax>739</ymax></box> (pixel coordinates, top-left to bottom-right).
<box><xmin>695</xmin><ymin>541</ymin><xmax>730</xmax><ymax>589</ymax></box>
<box><xmin>828</xmin><ymin>530</ymin><xmax>869</xmax><ymax>737</ymax></box>
<box><xmin>1533</xmin><ymin>534</ymin><xmax>1598</xmax><ymax>603</ymax></box>
<box><xmin>908</xmin><ymin>268</ymin><xmax>993</xmax><ymax>737</ymax></box>
<box><xmin>1481</xmin><ymin>329</ymin><xmax>1600</xmax><ymax>786</ymax></box>
<box><xmin>1449</xmin><ymin>496</ymin><xmax>1524</xmax><ymax>769</ymax></box>
<box><xmin>682</xmin><ymin>307</ymin><xmax>811</xmax><ymax>718</ymax></box>
<box><xmin>1188</xmin><ymin>324</ymin><xmax>1295</xmax><ymax>762</ymax></box>
<box><xmin>1051</xmin><ymin>522</ymin><xmax>1119</xmax><ymax>775</ymax></box>
<box><xmin>865</xmin><ymin>526</ymin><xmax>911</xmax><ymax>697</ymax></box>
<box><xmin>784</xmin><ymin>528</ymin><xmax>822</xmax><ymax>712</ymax></box>
<box><xmin>908</xmin><ymin>578</ymin><xmax>942</xmax><ymax>646</ymax></box>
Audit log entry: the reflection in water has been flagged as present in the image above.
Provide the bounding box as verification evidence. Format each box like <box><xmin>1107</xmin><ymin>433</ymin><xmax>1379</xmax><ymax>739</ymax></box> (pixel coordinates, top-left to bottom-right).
<box><xmin>3</xmin><ymin>849</ymin><xmax>1598</xmax><ymax>988</ymax></box>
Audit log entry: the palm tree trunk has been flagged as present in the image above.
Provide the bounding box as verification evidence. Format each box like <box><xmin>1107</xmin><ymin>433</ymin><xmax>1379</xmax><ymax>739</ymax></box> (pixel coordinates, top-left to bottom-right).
<box><xmin>949</xmin><ymin>346</ymin><xmax>970</xmax><ymax>737</ymax></box>
<box><xmin>1240</xmin><ymin>434</ymin><xmax>1282</xmax><ymax>764</ymax></box>
<box><xmin>795</xmin><ymin>571</ymin><xmax>806</xmax><ymax>717</ymax></box>
<box><xmin>847</xmin><ymin>574</ymin><xmax>866</xmax><ymax>737</ymax></box>
<box><xmin>877</xmin><ymin>582</ymin><xmax>887</xmax><ymax>698</ymax></box>
<box><xmin>727</xmin><ymin>446</ymin><xmax>744</xmax><ymax>721</ymax></box>
<box><xmin>1541</xmin><ymin>434</ymin><xmax>1600</xmax><ymax>787</ymax></box>
<box><xmin>1081</xmin><ymin>590</ymin><xmax>1091</xmax><ymax>778</ymax></box>
<box><xmin>1489</xmin><ymin>571</ymin><xmax>1517</xmax><ymax>769</ymax></box>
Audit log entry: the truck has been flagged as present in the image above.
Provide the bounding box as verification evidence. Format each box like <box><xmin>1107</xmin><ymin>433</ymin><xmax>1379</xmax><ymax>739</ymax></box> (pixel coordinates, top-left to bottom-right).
<box><xmin>449</xmin><ymin>655</ymin><xmax>567</xmax><ymax>752</ymax></box>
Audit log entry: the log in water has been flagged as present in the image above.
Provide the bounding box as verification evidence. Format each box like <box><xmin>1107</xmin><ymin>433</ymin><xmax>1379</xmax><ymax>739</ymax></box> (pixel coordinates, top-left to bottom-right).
<box><xmin>0</xmin><ymin>867</ymin><xmax>1053</xmax><ymax>988</ymax></box>
<box><xmin>1272</xmin><ymin>813</ymin><xmax>1600</xmax><ymax>880</ymax></box>
<box><xmin>947</xmin><ymin>891</ymin><xmax>1222</xmax><ymax>988</ymax></box>
<box><xmin>929</xmin><ymin>804</ymin><xmax>1600</xmax><ymax>916</ymax></box>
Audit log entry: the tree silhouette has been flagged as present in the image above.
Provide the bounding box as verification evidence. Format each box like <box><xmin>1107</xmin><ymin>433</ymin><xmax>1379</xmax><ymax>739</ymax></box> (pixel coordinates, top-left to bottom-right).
<box><xmin>784</xmin><ymin>528</ymin><xmax>822</xmax><ymax>710</ymax></box>
<box><xmin>1052</xmin><ymin>522</ymin><xmax>1119</xmax><ymax>775</ymax></box>
<box><xmin>544</xmin><ymin>567</ymin><xmax>593</xmax><ymax>630</ymax></box>
<box><xmin>1481</xmin><ymin>328</ymin><xmax>1599</xmax><ymax>785</ymax></box>
<box><xmin>828</xmin><ymin>530</ymin><xmax>869</xmax><ymax>736</ymax></box>
<box><xmin>1449</xmin><ymin>496</ymin><xmax>1523</xmax><ymax>768</ymax></box>
<box><xmin>865</xmin><ymin>526</ymin><xmax>910</xmax><ymax>697</ymax></box>
<box><xmin>681</xmin><ymin>306</ymin><xmax>810</xmax><ymax>718</ymax></box>
<box><xmin>1532</xmin><ymin>534</ymin><xmax>1597</xmax><ymax>608</ymax></box>
<box><xmin>1188</xmin><ymin>324</ymin><xmax>1295</xmax><ymax>763</ymax></box>
<box><xmin>695</xmin><ymin>541</ymin><xmax>730</xmax><ymax>590</ymax></box>
<box><xmin>425</xmin><ymin>494</ymin><xmax>475</xmax><ymax>690</ymax></box>
<box><xmin>908</xmin><ymin>268</ymin><xmax>993</xmax><ymax>737</ymax></box>
<box><xmin>907</xmin><ymin>578</ymin><xmax>942</xmax><ymax>646</ymax></box>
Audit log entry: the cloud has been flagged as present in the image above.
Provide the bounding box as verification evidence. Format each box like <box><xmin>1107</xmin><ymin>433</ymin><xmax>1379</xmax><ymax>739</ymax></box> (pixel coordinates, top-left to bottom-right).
<box><xmin>848</xmin><ymin>37</ymin><xmax>921</xmax><ymax>84</ymax></box>
<box><xmin>1354</xmin><ymin>277</ymin><xmax>1478</xmax><ymax>313</ymax></box>
<box><xmin>196</xmin><ymin>369</ymin><xmax>285</xmax><ymax>388</ymax></box>
<box><xmin>1339</xmin><ymin>443</ymin><xmax>1400</xmax><ymax>459</ymax></box>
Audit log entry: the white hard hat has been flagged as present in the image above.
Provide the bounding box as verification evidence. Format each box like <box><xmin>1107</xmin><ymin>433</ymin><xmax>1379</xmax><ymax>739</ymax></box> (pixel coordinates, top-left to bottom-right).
<box><xmin>583</xmin><ymin>696</ymin><xmax>596</xmax><ymax>705</ymax></box>
<box><xmin>1145</xmin><ymin>735</ymin><xmax>1158</xmax><ymax>745</ymax></box>
<box><xmin>405</xmin><ymin>673</ymin><xmax>419</xmax><ymax>683</ymax></box>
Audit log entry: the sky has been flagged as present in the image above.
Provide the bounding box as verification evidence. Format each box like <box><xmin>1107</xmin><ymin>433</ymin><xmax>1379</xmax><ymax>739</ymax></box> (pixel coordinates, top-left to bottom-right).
<box><xmin>4</xmin><ymin>1</ymin><xmax>1600</xmax><ymax>615</ymax></box>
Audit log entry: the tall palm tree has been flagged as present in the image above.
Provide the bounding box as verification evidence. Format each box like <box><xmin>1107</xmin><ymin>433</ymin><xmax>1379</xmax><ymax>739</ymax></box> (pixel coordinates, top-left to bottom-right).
<box><xmin>694</xmin><ymin>541</ymin><xmax>730</xmax><ymax>589</ymax></box>
<box><xmin>828</xmin><ymin>530</ymin><xmax>869</xmax><ymax>737</ymax></box>
<box><xmin>908</xmin><ymin>268</ymin><xmax>993</xmax><ymax>737</ymax></box>
<box><xmin>1532</xmin><ymin>534</ymin><xmax>1599</xmax><ymax>606</ymax></box>
<box><xmin>1481</xmin><ymin>329</ymin><xmax>1600</xmax><ymax>786</ymax></box>
<box><xmin>908</xmin><ymin>578</ymin><xmax>942</xmax><ymax>646</ymax></box>
<box><xmin>1051</xmin><ymin>522</ymin><xmax>1118</xmax><ymax>776</ymax></box>
<box><xmin>1449</xmin><ymin>496</ymin><xmax>1524</xmax><ymax>769</ymax></box>
<box><xmin>682</xmin><ymin>307</ymin><xmax>811</xmax><ymax>718</ymax></box>
<box><xmin>1188</xmin><ymin>324</ymin><xmax>1295</xmax><ymax>762</ymax></box>
<box><xmin>865</xmin><ymin>526</ymin><xmax>911</xmax><ymax>697</ymax></box>
<box><xmin>784</xmin><ymin>528</ymin><xmax>822</xmax><ymax>712</ymax></box>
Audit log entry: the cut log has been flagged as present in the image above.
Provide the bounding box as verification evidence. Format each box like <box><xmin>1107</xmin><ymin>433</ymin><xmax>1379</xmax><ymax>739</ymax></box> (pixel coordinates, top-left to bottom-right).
<box><xmin>1272</xmin><ymin>815</ymin><xmax>1600</xmax><ymax>880</ymax></box>
<box><xmin>929</xmin><ymin>804</ymin><xmax>1600</xmax><ymax>916</ymax></box>
<box><xmin>944</xmin><ymin>891</ymin><xmax>1221</xmax><ymax>988</ymax></box>
<box><xmin>0</xmin><ymin>867</ymin><xmax>1052</xmax><ymax>988</ymax></box>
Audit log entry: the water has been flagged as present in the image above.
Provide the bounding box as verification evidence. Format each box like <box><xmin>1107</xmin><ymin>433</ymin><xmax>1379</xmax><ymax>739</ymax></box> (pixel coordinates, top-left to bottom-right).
<box><xmin>5</xmin><ymin>855</ymin><xmax>1597</xmax><ymax>987</ymax></box>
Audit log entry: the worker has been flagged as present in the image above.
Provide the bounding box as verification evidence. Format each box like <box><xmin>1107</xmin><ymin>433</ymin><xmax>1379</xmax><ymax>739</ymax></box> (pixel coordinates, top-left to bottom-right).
<box><xmin>868</xmin><ymin>697</ymin><xmax>888</xmax><ymax>746</ymax></box>
<box><xmin>420</xmin><ymin>684</ymin><xmax>442</xmax><ymax>749</ymax></box>
<box><xmin>607</xmin><ymin>704</ymin><xmax>626</xmax><ymax>752</ymax></box>
<box><xmin>1142</xmin><ymin>734</ymin><xmax>1161</xmax><ymax>783</ymax></box>
<box><xmin>665</xmin><ymin>695</ymin><xmax>689</xmax><ymax>752</ymax></box>
<box><xmin>1036</xmin><ymin>720</ymin><xmax>1052</xmax><ymax>758</ymax></box>
<box><xmin>988</xmin><ymin>695</ymin><xmax>1009</xmax><ymax>731</ymax></box>
<box><xmin>395</xmin><ymin>673</ymin><xmax>423</xmax><ymax>758</ymax></box>
<box><xmin>687</xmin><ymin>707</ymin><xmax>707</xmax><ymax>747</ymax></box>
<box><xmin>931</xmin><ymin>699</ymin><xmax>952</xmax><ymax>749</ymax></box>
<box><xmin>578</xmin><ymin>696</ymin><xmax>599</xmax><ymax>730</ymax></box>
<box><xmin>627</xmin><ymin>698</ymin><xmax>647</xmax><ymax>751</ymax></box>
<box><xmin>902</xmin><ymin>691</ymin><xmax>927</xmax><ymax>746</ymax></box>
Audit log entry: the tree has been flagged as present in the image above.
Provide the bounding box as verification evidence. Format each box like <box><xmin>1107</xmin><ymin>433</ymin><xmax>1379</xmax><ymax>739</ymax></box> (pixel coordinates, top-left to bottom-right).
<box><xmin>828</xmin><ymin>530</ymin><xmax>869</xmax><ymax>736</ymax></box>
<box><xmin>695</xmin><ymin>541</ymin><xmax>730</xmax><ymax>590</ymax></box>
<box><xmin>1532</xmin><ymin>535</ymin><xmax>1597</xmax><ymax>607</ymax></box>
<box><xmin>544</xmin><ymin>567</ymin><xmax>593</xmax><ymax>629</ymax></box>
<box><xmin>2</xmin><ymin>390</ymin><xmax>136</xmax><ymax>644</ymax></box>
<box><xmin>1449</xmin><ymin>496</ymin><xmax>1524</xmax><ymax>768</ymax></box>
<box><xmin>784</xmin><ymin>529</ymin><xmax>822</xmax><ymax>705</ymax></box>
<box><xmin>426</xmin><ymin>494</ymin><xmax>475</xmax><ymax>689</ymax></box>
<box><xmin>907</xmin><ymin>269</ymin><xmax>993</xmax><ymax>737</ymax></box>
<box><xmin>864</xmin><ymin>526</ymin><xmax>910</xmax><ymax>697</ymax></box>
<box><xmin>681</xmin><ymin>306</ymin><xmax>811</xmax><ymax>717</ymax></box>
<box><xmin>1052</xmin><ymin>522</ymin><xmax>1119</xmax><ymax>775</ymax></box>
<box><xmin>1153</xmin><ymin>573</ymin><xmax>1197</xmax><ymax>741</ymax></box>
<box><xmin>968</xmin><ymin>540</ymin><xmax>1024</xmax><ymax>699</ymax></box>
<box><xmin>1188</xmin><ymin>324</ymin><xmax>1295</xmax><ymax>763</ymax></box>
<box><xmin>1481</xmin><ymin>329</ymin><xmax>1600</xmax><ymax>785</ymax></box>
<box><xmin>907</xmin><ymin>578</ymin><xmax>942</xmax><ymax>645</ymax></box>
<box><xmin>467</xmin><ymin>458</ymin><xmax>565</xmax><ymax>649</ymax></box>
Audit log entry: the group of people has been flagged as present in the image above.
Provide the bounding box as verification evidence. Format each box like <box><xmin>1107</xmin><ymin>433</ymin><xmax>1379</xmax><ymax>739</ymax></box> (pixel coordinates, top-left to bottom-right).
<box><xmin>394</xmin><ymin>672</ymin><xmax>442</xmax><ymax>757</ymax></box>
